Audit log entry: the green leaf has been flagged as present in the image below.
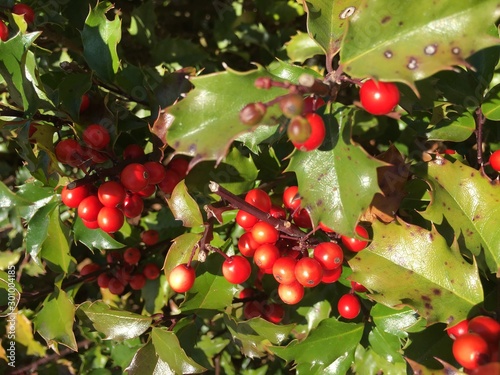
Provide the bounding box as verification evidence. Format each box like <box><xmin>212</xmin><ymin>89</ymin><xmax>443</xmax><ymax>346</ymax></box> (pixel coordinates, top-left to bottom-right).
<box><xmin>420</xmin><ymin>158</ymin><xmax>500</xmax><ymax>273</ymax></box>
<box><xmin>349</xmin><ymin>219</ymin><xmax>484</xmax><ymax>324</ymax></box>
<box><xmin>270</xmin><ymin>318</ymin><xmax>364</xmax><ymax>375</ymax></box>
<box><xmin>40</xmin><ymin>208</ymin><xmax>74</xmax><ymax>274</ymax></box>
<box><xmin>0</xmin><ymin>180</ymin><xmax>32</xmax><ymax>208</ymax></box>
<box><xmin>167</xmin><ymin>180</ymin><xmax>203</xmax><ymax>228</ymax></box>
<box><xmin>286</xmin><ymin>32</ymin><xmax>324</xmax><ymax>63</ymax></box>
<box><xmin>73</xmin><ymin>217</ymin><xmax>125</xmax><ymax>251</ymax></box>
<box><xmin>427</xmin><ymin>109</ymin><xmax>475</xmax><ymax>142</ymax></box>
<box><xmin>77</xmin><ymin>301</ymin><xmax>152</xmax><ymax>341</ymax></box>
<box><xmin>180</xmin><ymin>255</ymin><xmax>237</xmax><ymax>314</ymax></box>
<box><xmin>82</xmin><ymin>2</ymin><xmax>122</xmax><ymax>82</ymax></box>
<box><xmin>125</xmin><ymin>340</ymin><xmax>171</xmax><ymax>375</ymax></box>
<box><xmin>286</xmin><ymin>106</ymin><xmax>384</xmax><ymax>236</ymax></box>
<box><xmin>0</xmin><ymin>31</ymin><xmax>52</xmax><ymax>114</ymax></box>
<box><xmin>340</xmin><ymin>0</ymin><xmax>500</xmax><ymax>88</ymax></box>
<box><xmin>163</xmin><ymin>232</ymin><xmax>202</xmax><ymax>279</ymax></box>
<box><xmin>15</xmin><ymin>312</ymin><xmax>47</xmax><ymax>357</ymax></box>
<box><xmin>371</xmin><ymin>304</ymin><xmax>426</xmax><ymax>339</ymax></box>
<box><xmin>368</xmin><ymin>327</ymin><xmax>405</xmax><ymax>366</ymax></box>
<box><xmin>165</xmin><ymin>66</ymin><xmax>286</xmax><ymax>166</ymax></box>
<box><xmin>151</xmin><ymin>327</ymin><xmax>206</xmax><ymax>374</ymax></box>
<box><xmin>57</xmin><ymin>73</ymin><xmax>93</xmax><ymax>120</ymax></box>
<box><xmin>482</xmin><ymin>83</ymin><xmax>500</xmax><ymax>120</ymax></box>
<box><xmin>302</xmin><ymin>0</ymin><xmax>363</xmax><ymax>58</ymax></box>
<box><xmin>0</xmin><ymin>269</ymin><xmax>21</xmax><ymax>316</ymax></box>
<box><xmin>33</xmin><ymin>287</ymin><xmax>77</xmax><ymax>353</ymax></box>
<box><xmin>224</xmin><ymin>313</ymin><xmax>295</xmax><ymax>358</ymax></box>
<box><xmin>354</xmin><ymin>345</ymin><xmax>407</xmax><ymax>375</ymax></box>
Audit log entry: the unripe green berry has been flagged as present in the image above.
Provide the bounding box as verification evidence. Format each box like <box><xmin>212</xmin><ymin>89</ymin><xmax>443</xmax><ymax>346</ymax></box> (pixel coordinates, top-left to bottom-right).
<box><xmin>287</xmin><ymin>115</ymin><xmax>312</xmax><ymax>144</ymax></box>
<box><xmin>280</xmin><ymin>94</ymin><xmax>304</xmax><ymax>118</ymax></box>
<box><xmin>239</xmin><ymin>102</ymin><xmax>267</xmax><ymax>126</ymax></box>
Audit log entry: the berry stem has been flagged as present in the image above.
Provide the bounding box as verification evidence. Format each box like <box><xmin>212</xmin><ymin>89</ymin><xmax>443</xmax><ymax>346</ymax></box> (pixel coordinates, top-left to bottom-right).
<box><xmin>475</xmin><ymin>106</ymin><xmax>486</xmax><ymax>169</ymax></box>
<box><xmin>205</xmin><ymin>243</ymin><xmax>229</xmax><ymax>259</ymax></box>
<box><xmin>208</xmin><ymin>181</ymin><xmax>306</xmax><ymax>238</ymax></box>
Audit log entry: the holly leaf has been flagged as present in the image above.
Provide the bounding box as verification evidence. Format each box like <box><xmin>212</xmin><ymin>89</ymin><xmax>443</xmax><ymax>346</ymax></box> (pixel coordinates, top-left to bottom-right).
<box><xmin>340</xmin><ymin>0</ymin><xmax>500</xmax><ymax>89</ymax></box>
<box><xmin>151</xmin><ymin>327</ymin><xmax>206</xmax><ymax>374</ymax></box>
<box><xmin>285</xmin><ymin>32</ymin><xmax>324</xmax><ymax>63</ymax></box>
<box><xmin>15</xmin><ymin>312</ymin><xmax>47</xmax><ymax>357</ymax></box>
<box><xmin>286</xmin><ymin>106</ymin><xmax>384</xmax><ymax>236</ymax></box>
<box><xmin>163</xmin><ymin>232</ymin><xmax>202</xmax><ymax>279</ymax></box>
<box><xmin>354</xmin><ymin>345</ymin><xmax>407</xmax><ymax>375</ymax></box>
<box><xmin>349</xmin><ymin>219</ymin><xmax>484</xmax><ymax>324</ymax></box>
<box><xmin>167</xmin><ymin>180</ymin><xmax>203</xmax><ymax>228</ymax></box>
<box><xmin>82</xmin><ymin>2</ymin><xmax>122</xmax><ymax>83</ymax></box>
<box><xmin>482</xmin><ymin>83</ymin><xmax>500</xmax><ymax>121</ymax></box>
<box><xmin>270</xmin><ymin>318</ymin><xmax>364</xmax><ymax>374</ymax></box>
<box><xmin>427</xmin><ymin>110</ymin><xmax>475</xmax><ymax>142</ymax></box>
<box><xmin>73</xmin><ymin>217</ymin><xmax>125</xmax><ymax>251</ymax></box>
<box><xmin>165</xmin><ymin>66</ymin><xmax>286</xmax><ymax>167</ymax></box>
<box><xmin>125</xmin><ymin>340</ymin><xmax>170</xmax><ymax>375</ymax></box>
<box><xmin>419</xmin><ymin>158</ymin><xmax>500</xmax><ymax>273</ymax></box>
<box><xmin>224</xmin><ymin>313</ymin><xmax>295</xmax><ymax>359</ymax></box>
<box><xmin>370</xmin><ymin>304</ymin><xmax>426</xmax><ymax>339</ymax></box>
<box><xmin>77</xmin><ymin>301</ymin><xmax>152</xmax><ymax>341</ymax></box>
<box><xmin>33</xmin><ymin>287</ymin><xmax>77</xmax><ymax>353</ymax></box>
<box><xmin>302</xmin><ymin>0</ymin><xmax>362</xmax><ymax>60</ymax></box>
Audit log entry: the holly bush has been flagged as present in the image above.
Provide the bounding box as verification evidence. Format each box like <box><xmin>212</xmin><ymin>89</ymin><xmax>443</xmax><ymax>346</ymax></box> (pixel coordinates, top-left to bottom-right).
<box><xmin>1</xmin><ymin>0</ymin><xmax>500</xmax><ymax>374</ymax></box>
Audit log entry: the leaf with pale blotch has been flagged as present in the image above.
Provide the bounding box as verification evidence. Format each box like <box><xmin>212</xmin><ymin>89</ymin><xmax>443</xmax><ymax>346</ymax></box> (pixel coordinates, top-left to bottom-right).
<box><xmin>167</xmin><ymin>180</ymin><xmax>203</xmax><ymax>228</ymax></box>
<box><xmin>419</xmin><ymin>158</ymin><xmax>500</xmax><ymax>273</ymax></box>
<box><xmin>163</xmin><ymin>232</ymin><xmax>202</xmax><ymax>279</ymax></box>
<box><xmin>270</xmin><ymin>318</ymin><xmax>364</xmax><ymax>374</ymax></box>
<box><xmin>15</xmin><ymin>313</ymin><xmax>46</xmax><ymax>357</ymax></box>
<box><xmin>302</xmin><ymin>0</ymin><xmax>362</xmax><ymax>60</ymax></box>
<box><xmin>77</xmin><ymin>301</ymin><xmax>152</xmax><ymax>341</ymax></box>
<box><xmin>349</xmin><ymin>219</ymin><xmax>483</xmax><ymax>324</ymax></box>
<box><xmin>224</xmin><ymin>313</ymin><xmax>296</xmax><ymax>359</ymax></box>
<box><xmin>33</xmin><ymin>288</ymin><xmax>77</xmax><ymax>353</ymax></box>
<box><xmin>151</xmin><ymin>328</ymin><xmax>206</xmax><ymax>374</ymax></box>
<box><xmin>165</xmin><ymin>66</ymin><xmax>286</xmax><ymax>167</ymax></box>
<box><xmin>482</xmin><ymin>83</ymin><xmax>500</xmax><ymax>121</ymax></box>
<box><xmin>340</xmin><ymin>0</ymin><xmax>500</xmax><ymax>89</ymax></box>
<box><xmin>286</xmin><ymin>105</ymin><xmax>385</xmax><ymax>237</ymax></box>
<box><xmin>285</xmin><ymin>32</ymin><xmax>324</xmax><ymax>63</ymax></box>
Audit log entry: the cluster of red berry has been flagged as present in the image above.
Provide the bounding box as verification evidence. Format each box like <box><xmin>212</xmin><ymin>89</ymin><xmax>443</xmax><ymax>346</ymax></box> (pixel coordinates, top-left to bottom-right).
<box><xmin>0</xmin><ymin>3</ymin><xmax>35</xmax><ymax>41</ymax></box>
<box><xmin>80</xmin><ymin>230</ymin><xmax>162</xmax><ymax>295</ymax></box>
<box><xmin>446</xmin><ymin>315</ymin><xmax>500</xmax><ymax>372</ymax></box>
<box><xmin>57</xmin><ymin>117</ymin><xmax>188</xmax><ymax>233</ymax></box>
<box><xmin>239</xmin><ymin>77</ymin><xmax>400</xmax><ymax>153</ymax></box>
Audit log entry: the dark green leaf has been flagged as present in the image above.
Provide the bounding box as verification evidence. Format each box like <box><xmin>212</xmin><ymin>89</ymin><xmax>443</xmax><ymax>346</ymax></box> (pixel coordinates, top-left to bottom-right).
<box><xmin>77</xmin><ymin>301</ymin><xmax>152</xmax><ymax>341</ymax></box>
<box><xmin>371</xmin><ymin>304</ymin><xmax>426</xmax><ymax>338</ymax></box>
<box><xmin>482</xmin><ymin>83</ymin><xmax>500</xmax><ymax>120</ymax></box>
<box><xmin>82</xmin><ymin>2</ymin><xmax>121</xmax><ymax>82</ymax></box>
<box><xmin>354</xmin><ymin>345</ymin><xmax>407</xmax><ymax>375</ymax></box>
<box><xmin>0</xmin><ymin>180</ymin><xmax>31</xmax><ymax>208</ymax></box>
<box><xmin>73</xmin><ymin>217</ymin><xmax>125</xmax><ymax>251</ymax></box>
<box><xmin>40</xmin><ymin>207</ymin><xmax>74</xmax><ymax>274</ymax></box>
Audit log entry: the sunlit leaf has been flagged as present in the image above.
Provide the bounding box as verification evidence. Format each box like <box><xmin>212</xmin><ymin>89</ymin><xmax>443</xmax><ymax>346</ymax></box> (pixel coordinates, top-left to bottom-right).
<box><xmin>167</xmin><ymin>180</ymin><xmax>203</xmax><ymax>228</ymax></box>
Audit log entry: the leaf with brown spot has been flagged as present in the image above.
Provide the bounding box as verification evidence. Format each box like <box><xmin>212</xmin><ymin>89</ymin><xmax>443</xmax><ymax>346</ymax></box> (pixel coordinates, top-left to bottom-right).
<box><xmin>349</xmin><ymin>219</ymin><xmax>483</xmax><ymax>325</ymax></box>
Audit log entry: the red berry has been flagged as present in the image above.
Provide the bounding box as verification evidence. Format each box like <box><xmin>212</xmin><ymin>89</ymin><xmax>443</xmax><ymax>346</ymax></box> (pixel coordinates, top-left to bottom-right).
<box><xmin>263</xmin><ymin>302</ymin><xmax>285</xmax><ymax>324</ymax></box>
<box><xmin>292</xmin><ymin>208</ymin><xmax>312</xmax><ymax>228</ymax></box>
<box><xmin>168</xmin><ymin>263</ymin><xmax>196</xmax><ymax>293</ymax></box>
<box><xmin>238</xmin><ymin>287</ymin><xmax>255</xmax><ymax>299</ymax></box>
<box><xmin>272</xmin><ymin>256</ymin><xmax>297</xmax><ymax>284</ymax></box>
<box><xmin>359</xmin><ymin>79</ymin><xmax>400</xmax><ymax>116</ymax></box>
<box><xmin>303</xmin><ymin>95</ymin><xmax>325</xmax><ymax>114</ymax></box>
<box><xmin>278</xmin><ymin>280</ymin><xmax>304</xmax><ymax>305</ymax></box>
<box><xmin>12</xmin><ymin>3</ymin><xmax>35</xmax><ymax>24</ymax></box>
<box><xmin>123</xmin><ymin>144</ymin><xmax>144</xmax><ymax>159</ymax></box>
<box><xmin>97</xmin><ymin>206</ymin><xmax>124</xmax><ymax>233</ymax></box>
<box><xmin>236</xmin><ymin>210</ymin><xmax>259</xmax><ymax>230</ymax></box>
<box><xmin>168</xmin><ymin>157</ymin><xmax>189</xmax><ymax>177</ymax></box>
<box><xmin>251</xmin><ymin>221</ymin><xmax>279</xmax><ymax>245</ymax></box>
<box><xmin>108</xmin><ymin>277</ymin><xmax>126</xmax><ymax>295</ymax></box>
<box><xmin>55</xmin><ymin>139</ymin><xmax>84</xmax><ymax>166</ymax></box>
<box><xmin>80</xmin><ymin>93</ymin><xmax>90</xmax><ymax>113</ymax></box>
<box><xmin>141</xmin><ymin>229</ymin><xmax>159</xmax><ymax>246</ymax></box>
<box><xmin>222</xmin><ymin>255</ymin><xmax>252</xmax><ymax>284</ymax></box>
<box><xmin>489</xmin><ymin>150</ymin><xmax>500</xmax><ymax>172</ymax></box>
<box><xmin>120</xmin><ymin>163</ymin><xmax>149</xmax><ymax>192</ymax></box>
<box><xmin>245</xmin><ymin>188</ymin><xmax>272</xmax><ymax>212</ymax></box>
<box><xmin>341</xmin><ymin>225</ymin><xmax>369</xmax><ymax>252</ymax></box>
<box><xmin>82</xmin><ymin>218</ymin><xmax>99</xmax><ymax>229</ymax></box>
<box><xmin>106</xmin><ymin>251</ymin><xmax>122</xmax><ymax>264</ymax></box>
<box><xmin>468</xmin><ymin>316</ymin><xmax>500</xmax><ymax>346</ymax></box>
<box><xmin>322</xmin><ymin>266</ymin><xmax>343</xmax><ymax>284</ymax></box>
<box><xmin>80</xmin><ymin>263</ymin><xmax>100</xmax><ymax>280</ymax></box>
<box><xmin>318</xmin><ymin>222</ymin><xmax>335</xmax><ymax>233</ymax></box>
<box><xmin>291</xmin><ymin>113</ymin><xmax>325</xmax><ymax>152</ymax></box>
<box><xmin>350</xmin><ymin>280</ymin><xmax>368</xmax><ymax>293</ymax></box>
<box><xmin>243</xmin><ymin>301</ymin><xmax>263</xmax><ymax>319</ymax></box>
<box><xmin>123</xmin><ymin>194</ymin><xmax>144</xmax><ymax>218</ymax></box>
<box><xmin>82</xmin><ymin>124</ymin><xmax>110</xmax><ymax>150</ymax></box>
<box><xmin>447</xmin><ymin>319</ymin><xmax>469</xmax><ymax>340</ymax></box>
<box><xmin>269</xmin><ymin>205</ymin><xmax>286</xmax><ymax>220</ymax></box>
<box><xmin>237</xmin><ymin>232</ymin><xmax>260</xmax><ymax>257</ymax></box>
<box><xmin>123</xmin><ymin>247</ymin><xmax>141</xmax><ymax>265</ymax></box>
<box><xmin>143</xmin><ymin>263</ymin><xmax>161</xmax><ymax>280</ymax></box>
<box><xmin>97</xmin><ymin>273</ymin><xmax>111</xmax><ymax>288</ymax></box>
<box><xmin>294</xmin><ymin>257</ymin><xmax>323</xmax><ymax>288</ymax></box>
<box><xmin>283</xmin><ymin>186</ymin><xmax>301</xmax><ymax>211</ymax></box>
<box><xmin>338</xmin><ymin>293</ymin><xmax>361</xmax><ymax>319</ymax></box>
<box><xmin>129</xmin><ymin>273</ymin><xmax>147</xmax><ymax>290</ymax></box>
<box><xmin>61</xmin><ymin>184</ymin><xmax>90</xmax><ymax>208</ymax></box>
<box><xmin>313</xmin><ymin>242</ymin><xmax>344</xmax><ymax>270</ymax></box>
<box><xmin>253</xmin><ymin>243</ymin><xmax>280</xmax><ymax>270</ymax></box>
<box><xmin>144</xmin><ymin>161</ymin><xmax>166</xmax><ymax>184</ymax></box>
<box><xmin>452</xmin><ymin>333</ymin><xmax>490</xmax><ymax>370</ymax></box>
<box><xmin>0</xmin><ymin>20</ymin><xmax>8</xmax><ymax>42</ymax></box>
<box><xmin>157</xmin><ymin>169</ymin><xmax>181</xmax><ymax>195</ymax></box>
<box><xmin>78</xmin><ymin>195</ymin><xmax>103</xmax><ymax>222</ymax></box>
<box><xmin>136</xmin><ymin>183</ymin><xmax>156</xmax><ymax>197</ymax></box>
<box><xmin>98</xmin><ymin>181</ymin><xmax>126</xmax><ymax>207</ymax></box>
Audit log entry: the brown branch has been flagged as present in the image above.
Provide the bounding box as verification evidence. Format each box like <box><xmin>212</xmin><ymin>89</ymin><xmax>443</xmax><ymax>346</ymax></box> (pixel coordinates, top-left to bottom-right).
<box><xmin>475</xmin><ymin>106</ymin><xmax>486</xmax><ymax>169</ymax></box>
